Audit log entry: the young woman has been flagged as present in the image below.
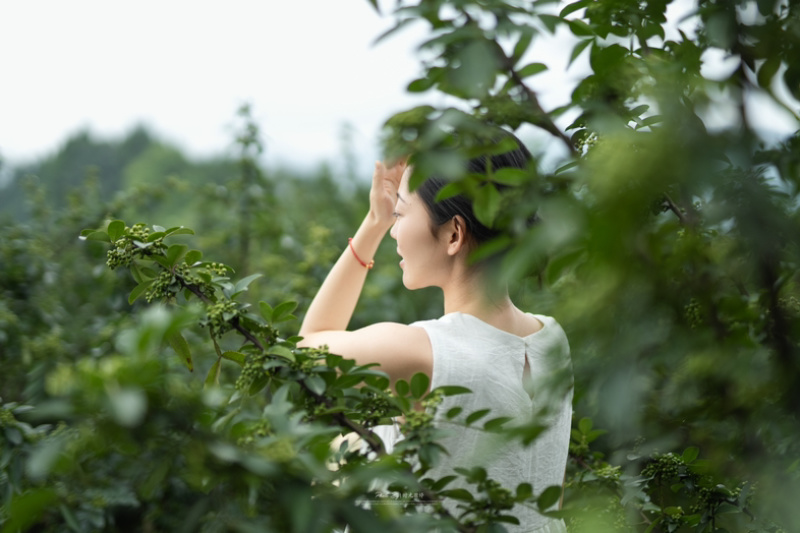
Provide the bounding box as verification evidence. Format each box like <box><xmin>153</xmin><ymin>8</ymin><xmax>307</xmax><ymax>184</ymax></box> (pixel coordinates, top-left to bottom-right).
<box><xmin>298</xmin><ymin>139</ymin><xmax>572</xmax><ymax>533</ymax></box>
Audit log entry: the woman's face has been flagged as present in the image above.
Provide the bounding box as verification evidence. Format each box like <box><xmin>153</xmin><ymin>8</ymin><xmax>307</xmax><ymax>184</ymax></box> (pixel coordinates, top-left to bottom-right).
<box><xmin>389</xmin><ymin>168</ymin><xmax>449</xmax><ymax>290</ymax></box>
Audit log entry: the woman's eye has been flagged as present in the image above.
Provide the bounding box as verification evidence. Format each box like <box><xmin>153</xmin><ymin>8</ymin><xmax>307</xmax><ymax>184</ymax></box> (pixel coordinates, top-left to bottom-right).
<box><xmin>392</xmin><ymin>211</ymin><xmax>401</xmax><ymax>218</ymax></box>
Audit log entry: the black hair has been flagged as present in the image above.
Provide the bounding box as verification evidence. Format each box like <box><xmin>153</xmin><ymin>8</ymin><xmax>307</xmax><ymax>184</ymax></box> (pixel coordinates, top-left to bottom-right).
<box><xmin>416</xmin><ymin>132</ymin><xmax>533</xmax><ymax>248</ymax></box>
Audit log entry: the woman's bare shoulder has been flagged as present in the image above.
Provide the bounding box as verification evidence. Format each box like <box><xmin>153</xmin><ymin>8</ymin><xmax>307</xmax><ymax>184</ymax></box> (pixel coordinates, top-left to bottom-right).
<box><xmin>297</xmin><ymin>322</ymin><xmax>432</xmax><ymax>383</ymax></box>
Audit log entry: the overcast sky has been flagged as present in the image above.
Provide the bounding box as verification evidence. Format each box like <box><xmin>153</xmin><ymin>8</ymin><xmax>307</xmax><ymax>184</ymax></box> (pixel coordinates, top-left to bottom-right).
<box><xmin>0</xmin><ymin>1</ymin><xmax>436</xmax><ymax>173</ymax></box>
<box><xmin>1</xmin><ymin>1</ymin><xmax>796</xmax><ymax>178</ymax></box>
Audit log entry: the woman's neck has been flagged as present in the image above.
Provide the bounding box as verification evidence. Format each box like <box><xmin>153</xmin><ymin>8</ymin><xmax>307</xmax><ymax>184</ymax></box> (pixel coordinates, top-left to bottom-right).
<box><xmin>442</xmin><ymin>269</ymin><xmax>514</xmax><ymax>321</ymax></box>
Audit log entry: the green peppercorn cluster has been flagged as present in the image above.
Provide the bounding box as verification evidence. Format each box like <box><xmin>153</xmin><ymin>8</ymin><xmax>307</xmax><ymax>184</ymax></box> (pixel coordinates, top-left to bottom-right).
<box><xmin>359</xmin><ymin>391</ymin><xmax>395</xmax><ymax>428</ymax></box>
<box><xmin>0</xmin><ymin>407</ymin><xmax>15</xmax><ymax>428</ymax></box>
<box><xmin>401</xmin><ymin>390</ymin><xmax>442</xmax><ymax>432</ymax></box>
<box><xmin>477</xmin><ymin>479</ymin><xmax>515</xmax><ymax>512</ymax></box>
<box><xmin>641</xmin><ymin>452</ymin><xmax>684</xmax><ymax>483</ymax></box>
<box><xmin>203</xmin><ymin>300</ymin><xmax>239</xmax><ymax>338</ymax></box>
<box><xmin>145</xmin><ymin>271</ymin><xmax>178</xmax><ymax>302</ymax></box>
<box><xmin>106</xmin><ymin>224</ymin><xmax>166</xmax><ymax>269</ymax></box>
<box><xmin>684</xmin><ymin>298</ymin><xmax>703</xmax><ymax>328</ymax></box>
<box><xmin>237</xmin><ymin>419</ymin><xmax>272</xmax><ymax>447</ymax></box>
<box><xmin>235</xmin><ymin>352</ymin><xmax>271</xmax><ymax>392</ymax></box>
<box><xmin>173</xmin><ymin>263</ymin><xmax>203</xmax><ymax>287</ymax></box>
<box><xmin>688</xmin><ymin>483</ymin><xmax>745</xmax><ymax>515</ymax></box>
<box><xmin>205</xmin><ymin>262</ymin><xmax>230</xmax><ymax>276</ymax></box>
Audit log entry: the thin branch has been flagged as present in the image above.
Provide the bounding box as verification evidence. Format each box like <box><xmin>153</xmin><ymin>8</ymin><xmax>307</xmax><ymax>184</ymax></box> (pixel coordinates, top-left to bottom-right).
<box><xmin>504</xmin><ymin>59</ymin><xmax>577</xmax><ymax>156</ymax></box>
<box><xmin>663</xmin><ymin>193</ymin><xmax>687</xmax><ymax>224</ymax></box>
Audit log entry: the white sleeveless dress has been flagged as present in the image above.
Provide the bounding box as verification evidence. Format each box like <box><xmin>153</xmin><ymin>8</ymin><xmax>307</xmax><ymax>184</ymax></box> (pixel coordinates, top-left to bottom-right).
<box><xmin>375</xmin><ymin>312</ymin><xmax>572</xmax><ymax>533</ymax></box>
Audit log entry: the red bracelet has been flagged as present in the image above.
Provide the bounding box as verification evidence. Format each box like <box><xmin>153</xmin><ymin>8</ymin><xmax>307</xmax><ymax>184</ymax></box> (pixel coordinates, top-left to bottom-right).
<box><xmin>348</xmin><ymin>238</ymin><xmax>374</xmax><ymax>270</ymax></box>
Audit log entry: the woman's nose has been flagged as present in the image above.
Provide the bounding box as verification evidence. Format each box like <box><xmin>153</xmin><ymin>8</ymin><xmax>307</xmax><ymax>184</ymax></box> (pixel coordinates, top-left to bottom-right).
<box><xmin>389</xmin><ymin>221</ymin><xmax>397</xmax><ymax>240</ymax></box>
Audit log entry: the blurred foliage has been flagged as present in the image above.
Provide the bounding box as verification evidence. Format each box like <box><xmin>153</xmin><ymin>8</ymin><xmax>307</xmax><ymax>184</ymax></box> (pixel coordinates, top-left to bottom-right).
<box><xmin>2</xmin><ymin>0</ymin><xmax>800</xmax><ymax>531</ymax></box>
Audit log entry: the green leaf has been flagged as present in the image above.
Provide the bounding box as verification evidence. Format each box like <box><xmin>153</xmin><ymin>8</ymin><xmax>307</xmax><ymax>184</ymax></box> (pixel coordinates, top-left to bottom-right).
<box><xmin>305</xmin><ymin>375</ymin><xmax>326</xmax><ymax>396</ymax></box>
<box><xmin>567</xmin><ymin>19</ymin><xmax>593</xmax><ymax>37</ymax></box>
<box><xmin>107</xmin><ymin>220</ymin><xmax>125</xmax><ymax>241</ymax></box>
<box><xmin>560</xmin><ymin>0</ymin><xmax>588</xmax><ymax>17</ymax></box>
<box><xmin>165</xmin><ymin>226</ymin><xmax>195</xmax><ymax>237</ymax></box>
<box><xmin>578</xmin><ymin>416</ymin><xmax>593</xmax><ymax>434</ymax></box>
<box><xmin>259</xmin><ymin>301</ymin><xmax>274</xmax><ymax>322</ymax></box>
<box><xmin>410</xmin><ymin>372</ymin><xmax>430</xmax><ymax>399</ymax></box>
<box><xmin>167</xmin><ymin>331</ymin><xmax>193</xmax><ymax>371</ymax></box>
<box><xmin>638</xmin><ymin>115</ymin><xmax>663</xmax><ymax>129</ymax></box>
<box><xmin>435</xmin><ymin>385</ymin><xmax>471</xmax><ymax>396</ymax></box>
<box><xmin>491</xmin><ymin>168</ymin><xmax>528</xmax><ymax>186</ymax></box>
<box><xmin>682</xmin><ymin>446</ymin><xmax>699</xmax><ymax>464</ymax></box>
<box><xmin>128</xmin><ymin>280</ymin><xmax>155</xmax><ymax>305</ymax></box>
<box><xmin>537</xmin><ymin>485</ymin><xmax>562</xmax><ymax>510</ymax></box>
<box><xmin>568</xmin><ymin>40</ymin><xmax>592</xmax><ymax>68</ymax></box>
<box><xmin>757</xmin><ymin>56</ymin><xmax>780</xmax><ymax>90</ymax></box>
<box><xmin>517</xmin><ymin>62</ymin><xmax>547</xmax><ymax>78</ymax></box>
<box><xmin>205</xmin><ymin>358</ymin><xmax>221</xmax><ymax>388</ymax></box>
<box><xmin>545</xmin><ymin>248</ymin><xmax>585</xmax><ymax>286</ymax></box>
<box><xmin>446</xmin><ymin>406</ymin><xmax>463</xmax><ymax>419</ymax></box>
<box><xmin>483</xmin><ymin>416</ymin><xmax>513</xmax><ymax>431</ymax></box>
<box><xmin>233</xmin><ymin>273</ymin><xmax>263</xmax><ymax>295</ymax></box>
<box><xmin>516</xmin><ymin>482</ymin><xmax>533</xmax><ymax>500</ymax></box>
<box><xmin>407</xmin><ymin>77</ymin><xmax>435</xmax><ymax>93</ymax></box>
<box><xmin>442</xmin><ymin>488</ymin><xmax>474</xmax><ymax>502</ymax></box>
<box><xmin>435</xmin><ymin>181</ymin><xmax>465</xmax><ymax>202</ymax></box>
<box><xmin>166</xmin><ymin>244</ymin><xmax>189</xmax><ymax>267</ymax></box>
<box><xmin>511</xmin><ymin>29</ymin><xmax>534</xmax><ymax>66</ymax></box>
<box><xmin>2</xmin><ymin>488</ymin><xmax>57</xmax><ymax>532</ymax></box>
<box><xmin>273</xmin><ymin>300</ymin><xmax>298</xmax><ymax>323</ymax></box>
<box><xmin>395</xmin><ymin>379</ymin><xmax>410</xmax><ymax>397</ymax></box>
<box><xmin>269</xmin><ymin>345</ymin><xmax>295</xmax><ymax>361</ymax></box>
<box><xmin>221</xmin><ymin>351</ymin><xmax>246</xmax><ymax>366</ymax></box>
<box><xmin>469</xmin><ymin>235</ymin><xmax>512</xmax><ymax>264</ymax></box>
<box><xmin>336</xmin><ymin>374</ymin><xmax>364</xmax><ymax>389</ymax></box>
<box><xmin>465</xmin><ymin>409</ymin><xmax>491</xmax><ymax>425</ymax></box>
<box><xmin>539</xmin><ymin>14</ymin><xmax>562</xmax><ymax>33</ymax></box>
<box><xmin>473</xmin><ymin>184</ymin><xmax>501</xmax><ymax>227</ymax></box>
<box><xmin>82</xmin><ymin>230</ymin><xmax>111</xmax><ymax>243</ymax></box>
<box><xmin>555</xmin><ymin>161</ymin><xmax>579</xmax><ymax>175</ymax></box>
<box><xmin>184</xmin><ymin>249</ymin><xmax>202</xmax><ymax>265</ymax></box>
<box><xmin>431</xmin><ymin>475</ymin><xmax>457</xmax><ymax>491</ymax></box>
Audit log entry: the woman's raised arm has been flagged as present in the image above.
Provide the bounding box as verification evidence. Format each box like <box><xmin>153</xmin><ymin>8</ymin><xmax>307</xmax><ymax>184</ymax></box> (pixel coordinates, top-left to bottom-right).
<box><xmin>296</xmin><ymin>161</ymin><xmax>432</xmax><ymax>383</ymax></box>
<box><xmin>298</xmin><ymin>161</ymin><xmax>403</xmax><ymax>336</ymax></box>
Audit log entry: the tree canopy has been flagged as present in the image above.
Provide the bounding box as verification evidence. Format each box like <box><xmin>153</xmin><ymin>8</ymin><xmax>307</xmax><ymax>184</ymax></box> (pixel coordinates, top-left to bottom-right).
<box><xmin>2</xmin><ymin>1</ymin><xmax>799</xmax><ymax>532</ymax></box>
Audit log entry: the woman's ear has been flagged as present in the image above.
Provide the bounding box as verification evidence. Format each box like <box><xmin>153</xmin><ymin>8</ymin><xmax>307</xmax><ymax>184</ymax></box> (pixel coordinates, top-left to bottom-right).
<box><xmin>445</xmin><ymin>215</ymin><xmax>468</xmax><ymax>256</ymax></box>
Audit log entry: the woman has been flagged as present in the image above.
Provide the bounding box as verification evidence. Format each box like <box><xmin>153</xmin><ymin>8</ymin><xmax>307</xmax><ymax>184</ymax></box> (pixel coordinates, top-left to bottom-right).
<box><xmin>298</xmin><ymin>138</ymin><xmax>572</xmax><ymax>533</ymax></box>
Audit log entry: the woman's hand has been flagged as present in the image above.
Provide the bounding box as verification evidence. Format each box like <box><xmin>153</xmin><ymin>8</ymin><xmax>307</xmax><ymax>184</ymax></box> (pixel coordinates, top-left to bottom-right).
<box><xmin>369</xmin><ymin>160</ymin><xmax>406</xmax><ymax>229</ymax></box>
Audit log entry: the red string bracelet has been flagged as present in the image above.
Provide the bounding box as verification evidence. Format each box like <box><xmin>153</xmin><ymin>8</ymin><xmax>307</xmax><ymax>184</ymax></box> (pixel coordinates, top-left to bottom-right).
<box><xmin>348</xmin><ymin>238</ymin><xmax>374</xmax><ymax>270</ymax></box>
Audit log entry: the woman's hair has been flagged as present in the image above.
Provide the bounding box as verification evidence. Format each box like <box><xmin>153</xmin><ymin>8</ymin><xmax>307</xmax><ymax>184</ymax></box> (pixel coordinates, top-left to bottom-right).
<box><xmin>416</xmin><ymin>132</ymin><xmax>533</xmax><ymax>249</ymax></box>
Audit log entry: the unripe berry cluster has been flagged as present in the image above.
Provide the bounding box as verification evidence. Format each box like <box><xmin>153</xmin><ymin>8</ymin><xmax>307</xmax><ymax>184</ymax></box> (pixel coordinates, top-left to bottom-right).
<box><xmin>641</xmin><ymin>452</ymin><xmax>685</xmax><ymax>483</ymax></box>
<box><xmin>106</xmin><ymin>224</ymin><xmax>166</xmax><ymax>269</ymax></box>
<box><xmin>146</xmin><ymin>271</ymin><xmax>178</xmax><ymax>302</ymax></box>
<box><xmin>684</xmin><ymin>298</ymin><xmax>702</xmax><ymax>328</ymax></box>
<box><xmin>0</xmin><ymin>408</ymin><xmax>15</xmax><ymax>428</ymax></box>
<box><xmin>173</xmin><ymin>263</ymin><xmax>205</xmax><ymax>288</ymax></box>
<box><xmin>479</xmin><ymin>479</ymin><xmax>514</xmax><ymax>511</ymax></box>
<box><xmin>235</xmin><ymin>352</ymin><xmax>270</xmax><ymax>392</ymax></box>
<box><xmin>403</xmin><ymin>409</ymin><xmax>434</xmax><ymax>431</ymax></box>
<box><xmin>205</xmin><ymin>262</ymin><xmax>229</xmax><ymax>276</ymax></box>
<box><xmin>204</xmin><ymin>300</ymin><xmax>239</xmax><ymax>338</ymax></box>
<box><xmin>360</xmin><ymin>391</ymin><xmax>394</xmax><ymax>428</ymax></box>
<box><xmin>237</xmin><ymin>419</ymin><xmax>272</xmax><ymax>447</ymax></box>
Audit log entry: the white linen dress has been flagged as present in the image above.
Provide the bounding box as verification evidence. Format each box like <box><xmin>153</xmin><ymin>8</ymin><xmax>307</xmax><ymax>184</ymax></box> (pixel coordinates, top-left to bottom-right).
<box><xmin>375</xmin><ymin>312</ymin><xmax>573</xmax><ymax>533</ymax></box>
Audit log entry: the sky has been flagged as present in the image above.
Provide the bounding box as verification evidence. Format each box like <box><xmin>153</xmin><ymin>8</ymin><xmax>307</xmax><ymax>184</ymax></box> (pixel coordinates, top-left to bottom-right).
<box><xmin>1</xmin><ymin>1</ymin><xmax>797</xmax><ymax>180</ymax></box>
<box><xmin>0</xmin><ymin>1</ymin><xmax>435</xmax><ymax>173</ymax></box>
